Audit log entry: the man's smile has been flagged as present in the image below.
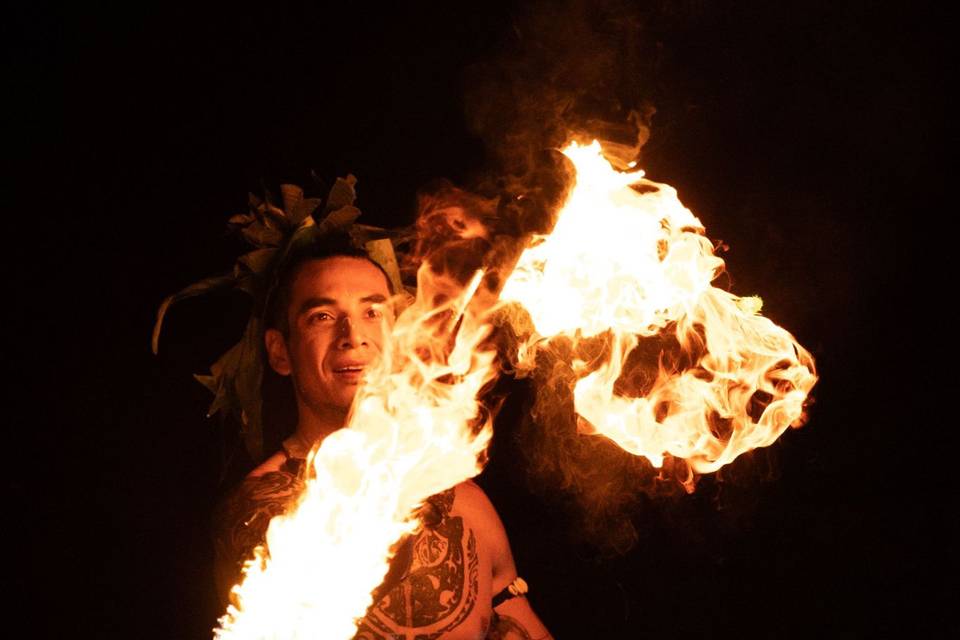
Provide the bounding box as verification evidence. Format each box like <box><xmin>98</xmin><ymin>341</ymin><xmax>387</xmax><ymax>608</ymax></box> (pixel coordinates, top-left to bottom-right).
<box><xmin>331</xmin><ymin>360</ymin><xmax>367</xmax><ymax>382</ymax></box>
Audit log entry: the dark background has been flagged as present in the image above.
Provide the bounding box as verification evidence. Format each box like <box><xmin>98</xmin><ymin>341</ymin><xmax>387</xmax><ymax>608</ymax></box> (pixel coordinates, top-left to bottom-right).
<box><xmin>12</xmin><ymin>1</ymin><xmax>944</xmax><ymax>637</ymax></box>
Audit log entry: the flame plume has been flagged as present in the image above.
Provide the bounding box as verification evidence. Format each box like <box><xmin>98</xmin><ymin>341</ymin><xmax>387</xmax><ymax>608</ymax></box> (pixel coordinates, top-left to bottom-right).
<box><xmin>216</xmin><ymin>267</ymin><xmax>496</xmax><ymax>640</ymax></box>
<box><xmin>215</xmin><ymin>140</ymin><xmax>817</xmax><ymax>637</ymax></box>
<box><xmin>500</xmin><ymin>141</ymin><xmax>817</xmax><ymax>488</ymax></box>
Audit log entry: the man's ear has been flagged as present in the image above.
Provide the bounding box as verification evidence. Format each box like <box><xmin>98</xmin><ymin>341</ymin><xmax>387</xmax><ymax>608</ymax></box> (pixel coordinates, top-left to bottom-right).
<box><xmin>264</xmin><ymin>328</ymin><xmax>292</xmax><ymax>376</ymax></box>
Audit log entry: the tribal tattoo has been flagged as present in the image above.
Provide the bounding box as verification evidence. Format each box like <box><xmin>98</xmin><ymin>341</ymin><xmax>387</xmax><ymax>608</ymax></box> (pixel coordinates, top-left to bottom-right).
<box><xmin>354</xmin><ymin>488</ymin><xmax>481</xmax><ymax>639</ymax></box>
<box><xmin>212</xmin><ymin>468</ymin><xmax>305</xmax><ymax>594</ymax></box>
<box><xmin>215</xmin><ymin>479</ymin><xmax>482</xmax><ymax>639</ymax></box>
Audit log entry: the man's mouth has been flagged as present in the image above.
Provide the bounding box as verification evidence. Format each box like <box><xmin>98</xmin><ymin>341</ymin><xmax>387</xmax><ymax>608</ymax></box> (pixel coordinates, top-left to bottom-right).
<box><xmin>332</xmin><ymin>364</ymin><xmax>366</xmax><ymax>383</ymax></box>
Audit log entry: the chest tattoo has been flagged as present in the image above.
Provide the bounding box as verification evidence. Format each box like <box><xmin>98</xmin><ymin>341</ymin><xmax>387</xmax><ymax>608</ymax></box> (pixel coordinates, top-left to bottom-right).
<box><xmin>354</xmin><ymin>488</ymin><xmax>480</xmax><ymax>639</ymax></box>
<box><xmin>216</xmin><ymin>479</ymin><xmax>479</xmax><ymax>639</ymax></box>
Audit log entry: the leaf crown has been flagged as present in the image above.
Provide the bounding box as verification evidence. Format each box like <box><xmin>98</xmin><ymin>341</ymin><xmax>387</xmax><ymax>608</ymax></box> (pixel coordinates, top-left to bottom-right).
<box><xmin>152</xmin><ymin>176</ymin><xmax>406</xmax><ymax>461</ymax></box>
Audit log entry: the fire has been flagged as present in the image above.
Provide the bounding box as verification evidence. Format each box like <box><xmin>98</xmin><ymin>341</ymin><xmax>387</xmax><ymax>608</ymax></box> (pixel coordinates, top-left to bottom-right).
<box><xmin>500</xmin><ymin>140</ymin><xmax>817</xmax><ymax>485</ymax></box>
<box><xmin>216</xmin><ymin>268</ymin><xmax>497</xmax><ymax>639</ymax></box>
<box><xmin>214</xmin><ymin>140</ymin><xmax>818</xmax><ymax>637</ymax></box>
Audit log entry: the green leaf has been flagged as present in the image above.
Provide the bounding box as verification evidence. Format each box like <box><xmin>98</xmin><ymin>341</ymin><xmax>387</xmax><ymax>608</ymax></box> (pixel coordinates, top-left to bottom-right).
<box><xmin>191</xmin><ymin>315</ymin><xmax>265</xmax><ymax>460</ymax></box>
<box><xmin>234</xmin><ymin>317</ymin><xmax>265</xmax><ymax>460</ymax></box>
<box><xmin>365</xmin><ymin>238</ymin><xmax>405</xmax><ymax>295</ymax></box>
<box><xmin>152</xmin><ymin>274</ymin><xmax>236</xmax><ymax>354</ymax></box>
<box><xmin>237</xmin><ymin>248</ymin><xmax>279</xmax><ymax>275</ymax></box>
<box><xmin>194</xmin><ymin>373</ymin><xmax>217</xmax><ymax>395</ymax></box>
<box><xmin>322</xmin><ymin>175</ymin><xmax>357</xmax><ymax>218</ymax></box>
<box><xmin>235</xmin><ymin>273</ymin><xmax>259</xmax><ymax>297</ymax></box>
<box><xmin>316</xmin><ymin>205</ymin><xmax>360</xmax><ymax>235</ymax></box>
<box><xmin>289</xmin><ymin>197</ymin><xmax>322</xmax><ymax>225</ymax></box>
<box><xmin>261</xmin><ymin>203</ymin><xmax>288</xmax><ymax>227</ymax></box>
<box><xmin>194</xmin><ymin>338</ymin><xmax>243</xmax><ymax>418</ymax></box>
<box><xmin>241</xmin><ymin>222</ymin><xmax>284</xmax><ymax>247</ymax></box>
<box><xmin>280</xmin><ymin>184</ymin><xmax>304</xmax><ymax>217</ymax></box>
<box><xmin>228</xmin><ymin>212</ymin><xmax>255</xmax><ymax>226</ymax></box>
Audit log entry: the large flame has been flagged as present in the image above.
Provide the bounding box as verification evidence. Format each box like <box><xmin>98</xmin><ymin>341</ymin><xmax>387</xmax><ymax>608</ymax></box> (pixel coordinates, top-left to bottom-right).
<box><xmin>215</xmin><ymin>140</ymin><xmax>818</xmax><ymax>637</ymax></box>
<box><xmin>216</xmin><ymin>267</ymin><xmax>497</xmax><ymax>639</ymax></box>
<box><xmin>501</xmin><ymin>140</ymin><xmax>817</xmax><ymax>485</ymax></box>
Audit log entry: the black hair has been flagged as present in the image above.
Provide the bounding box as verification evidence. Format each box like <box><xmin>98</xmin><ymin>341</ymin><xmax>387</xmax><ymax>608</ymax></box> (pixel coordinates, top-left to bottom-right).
<box><xmin>263</xmin><ymin>230</ymin><xmax>393</xmax><ymax>336</ymax></box>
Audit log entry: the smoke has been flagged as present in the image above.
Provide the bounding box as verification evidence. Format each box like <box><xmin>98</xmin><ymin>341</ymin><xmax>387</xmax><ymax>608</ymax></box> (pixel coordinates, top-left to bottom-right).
<box><xmin>388</xmin><ymin>1</ymin><xmax>658</xmax><ymax>553</ymax></box>
<box><xmin>462</xmin><ymin>0</ymin><xmax>656</xmax><ymax>195</ymax></box>
<box><xmin>405</xmin><ymin>1</ymin><xmax>788</xmax><ymax>554</ymax></box>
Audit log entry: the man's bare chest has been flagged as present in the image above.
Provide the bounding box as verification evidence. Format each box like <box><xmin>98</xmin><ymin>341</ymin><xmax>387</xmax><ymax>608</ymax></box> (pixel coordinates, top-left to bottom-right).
<box><xmin>354</xmin><ymin>490</ymin><xmax>492</xmax><ymax>640</ymax></box>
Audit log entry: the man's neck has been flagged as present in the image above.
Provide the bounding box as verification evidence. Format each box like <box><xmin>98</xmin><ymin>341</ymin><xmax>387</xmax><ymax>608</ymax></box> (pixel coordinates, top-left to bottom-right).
<box><xmin>286</xmin><ymin>402</ymin><xmax>347</xmax><ymax>458</ymax></box>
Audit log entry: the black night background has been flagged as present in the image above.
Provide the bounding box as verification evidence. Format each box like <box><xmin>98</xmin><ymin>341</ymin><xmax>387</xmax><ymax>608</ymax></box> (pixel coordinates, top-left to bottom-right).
<box><xmin>11</xmin><ymin>1</ymin><xmax>945</xmax><ymax>637</ymax></box>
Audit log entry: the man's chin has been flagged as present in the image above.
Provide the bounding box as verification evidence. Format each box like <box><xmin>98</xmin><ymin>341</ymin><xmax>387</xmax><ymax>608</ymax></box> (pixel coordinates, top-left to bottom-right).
<box><xmin>330</xmin><ymin>386</ymin><xmax>362</xmax><ymax>411</ymax></box>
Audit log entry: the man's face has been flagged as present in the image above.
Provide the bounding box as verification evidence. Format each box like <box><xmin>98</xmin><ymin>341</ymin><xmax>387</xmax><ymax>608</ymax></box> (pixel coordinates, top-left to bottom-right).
<box><xmin>276</xmin><ymin>256</ymin><xmax>394</xmax><ymax>415</ymax></box>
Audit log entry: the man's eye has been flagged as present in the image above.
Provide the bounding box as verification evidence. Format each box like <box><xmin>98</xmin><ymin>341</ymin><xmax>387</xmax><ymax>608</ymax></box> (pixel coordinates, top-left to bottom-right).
<box><xmin>308</xmin><ymin>311</ymin><xmax>334</xmax><ymax>324</ymax></box>
<box><xmin>366</xmin><ymin>307</ymin><xmax>383</xmax><ymax>319</ymax></box>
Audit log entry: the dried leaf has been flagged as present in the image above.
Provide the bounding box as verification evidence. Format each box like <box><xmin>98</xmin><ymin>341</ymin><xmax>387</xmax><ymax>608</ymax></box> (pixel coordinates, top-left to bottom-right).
<box><xmin>152</xmin><ymin>274</ymin><xmax>236</xmax><ymax>354</ymax></box>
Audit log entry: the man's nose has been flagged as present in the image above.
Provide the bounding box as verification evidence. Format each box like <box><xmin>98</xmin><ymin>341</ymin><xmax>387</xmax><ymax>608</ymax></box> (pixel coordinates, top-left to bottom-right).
<box><xmin>337</xmin><ymin>316</ymin><xmax>367</xmax><ymax>349</ymax></box>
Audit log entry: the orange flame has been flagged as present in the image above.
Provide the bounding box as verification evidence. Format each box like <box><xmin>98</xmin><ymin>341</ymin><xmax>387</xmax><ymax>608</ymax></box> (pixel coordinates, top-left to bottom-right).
<box><xmin>215</xmin><ymin>140</ymin><xmax>818</xmax><ymax>637</ymax></box>
<box><xmin>215</xmin><ymin>267</ymin><xmax>497</xmax><ymax>639</ymax></box>
<box><xmin>501</xmin><ymin>140</ymin><xmax>817</xmax><ymax>487</ymax></box>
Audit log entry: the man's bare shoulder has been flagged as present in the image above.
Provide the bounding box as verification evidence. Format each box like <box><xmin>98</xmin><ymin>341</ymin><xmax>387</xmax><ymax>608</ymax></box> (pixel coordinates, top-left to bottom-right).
<box><xmin>451</xmin><ymin>480</ymin><xmax>502</xmax><ymax>527</ymax></box>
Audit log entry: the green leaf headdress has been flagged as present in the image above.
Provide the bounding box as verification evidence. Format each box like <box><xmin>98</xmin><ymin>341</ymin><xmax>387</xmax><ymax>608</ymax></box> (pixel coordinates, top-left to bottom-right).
<box><xmin>152</xmin><ymin>176</ymin><xmax>407</xmax><ymax>462</ymax></box>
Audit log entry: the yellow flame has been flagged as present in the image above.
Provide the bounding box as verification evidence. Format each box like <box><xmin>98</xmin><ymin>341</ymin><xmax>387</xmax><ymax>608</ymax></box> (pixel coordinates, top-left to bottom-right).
<box><xmin>501</xmin><ymin>140</ymin><xmax>817</xmax><ymax>485</ymax></box>
<box><xmin>216</xmin><ymin>268</ymin><xmax>496</xmax><ymax>639</ymax></box>
<box><xmin>215</xmin><ymin>140</ymin><xmax>818</xmax><ymax>637</ymax></box>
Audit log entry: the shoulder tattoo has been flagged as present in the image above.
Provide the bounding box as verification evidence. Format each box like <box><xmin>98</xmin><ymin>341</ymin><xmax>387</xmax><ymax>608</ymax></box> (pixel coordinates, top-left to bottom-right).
<box><xmin>212</xmin><ymin>470</ymin><xmax>304</xmax><ymax>583</ymax></box>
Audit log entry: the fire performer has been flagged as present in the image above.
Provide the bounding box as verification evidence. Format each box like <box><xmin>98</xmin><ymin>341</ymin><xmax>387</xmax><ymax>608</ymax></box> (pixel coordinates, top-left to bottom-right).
<box><xmin>207</xmin><ymin>228</ymin><xmax>551</xmax><ymax>639</ymax></box>
<box><xmin>154</xmin><ymin>177</ymin><xmax>551</xmax><ymax>640</ymax></box>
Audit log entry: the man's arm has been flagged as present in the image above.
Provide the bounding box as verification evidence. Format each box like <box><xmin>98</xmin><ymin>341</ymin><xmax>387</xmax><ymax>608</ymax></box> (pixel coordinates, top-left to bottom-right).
<box><xmin>457</xmin><ymin>482</ymin><xmax>553</xmax><ymax>640</ymax></box>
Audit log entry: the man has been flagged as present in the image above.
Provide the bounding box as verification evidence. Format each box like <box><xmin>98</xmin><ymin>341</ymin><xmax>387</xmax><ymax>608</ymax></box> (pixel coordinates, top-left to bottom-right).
<box><xmin>213</xmin><ymin>234</ymin><xmax>552</xmax><ymax>640</ymax></box>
